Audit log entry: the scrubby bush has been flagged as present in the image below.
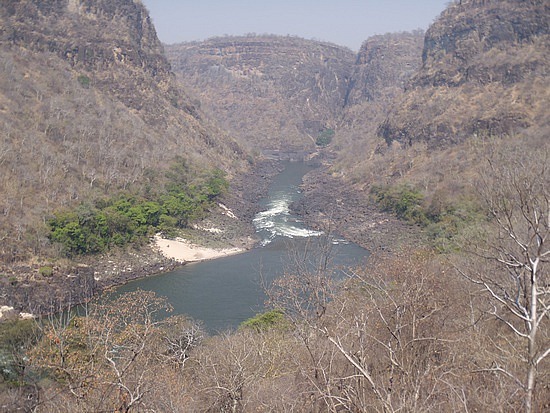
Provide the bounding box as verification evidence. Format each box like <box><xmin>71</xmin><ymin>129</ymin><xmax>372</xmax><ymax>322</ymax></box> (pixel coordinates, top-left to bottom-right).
<box><xmin>38</xmin><ymin>266</ymin><xmax>53</xmax><ymax>277</ymax></box>
<box><xmin>316</xmin><ymin>128</ymin><xmax>335</xmax><ymax>147</ymax></box>
<box><xmin>371</xmin><ymin>183</ymin><xmax>428</xmax><ymax>225</ymax></box>
<box><xmin>371</xmin><ymin>183</ymin><xmax>483</xmax><ymax>251</ymax></box>
<box><xmin>0</xmin><ymin>318</ymin><xmax>38</xmax><ymax>383</ymax></box>
<box><xmin>240</xmin><ymin>309</ymin><xmax>288</xmax><ymax>332</ymax></box>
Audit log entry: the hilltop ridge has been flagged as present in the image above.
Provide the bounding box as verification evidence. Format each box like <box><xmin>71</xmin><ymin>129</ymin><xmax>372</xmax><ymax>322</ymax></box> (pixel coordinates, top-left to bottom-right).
<box><xmin>165</xmin><ymin>36</ymin><xmax>356</xmax><ymax>152</ymax></box>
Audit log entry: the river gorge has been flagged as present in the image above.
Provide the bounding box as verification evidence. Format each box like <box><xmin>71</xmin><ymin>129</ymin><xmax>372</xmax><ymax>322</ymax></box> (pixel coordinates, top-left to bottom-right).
<box><xmin>116</xmin><ymin>162</ymin><xmax>368</xmax><ymax>332</ymax></box>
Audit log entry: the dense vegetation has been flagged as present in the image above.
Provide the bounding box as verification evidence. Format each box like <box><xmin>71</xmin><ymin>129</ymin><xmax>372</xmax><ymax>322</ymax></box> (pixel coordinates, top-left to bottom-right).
<box><xmin>370</xmin><ymin>184</ymin><xmax>427</xmax><ymax>224</ymax></box>
<box><xmin>48</xmin><ymin>163</ymin><xmax>228</xmax><ymax>256</ymax></box>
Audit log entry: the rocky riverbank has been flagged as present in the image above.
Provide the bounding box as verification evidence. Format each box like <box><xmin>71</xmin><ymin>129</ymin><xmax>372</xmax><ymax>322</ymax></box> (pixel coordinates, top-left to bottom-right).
<box><xmin>0</xmin><ymin>159</ymin><xmax>283</xmax><ymax>318</ymax></box>
<box><xmin>0</xmin><ymin>157</ymin><xmax>419</xmax><ymax>318</ymax></box>
<box><xmin>293</xmin><ymin>165</ymin><xmax>424</xmax><ymax>254</ymax></box>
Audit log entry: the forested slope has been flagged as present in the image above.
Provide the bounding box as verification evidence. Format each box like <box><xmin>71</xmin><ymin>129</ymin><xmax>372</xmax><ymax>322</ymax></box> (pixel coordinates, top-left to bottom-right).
<box><xmin>0</xmin><ymin>0</ymin><xmax>245</xmax><ymax>263</ymax></box>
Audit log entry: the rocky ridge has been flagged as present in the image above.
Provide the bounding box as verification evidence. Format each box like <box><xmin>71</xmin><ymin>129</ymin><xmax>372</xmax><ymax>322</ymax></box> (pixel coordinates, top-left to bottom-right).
<box><xmin>345</xmin><ymin>31</ymin><xmax>425</xmax><ymax>108</ymax></box>
<box><xmin>165</xmin><ymin>31</ymin><xmax>426</xmax><ymax>166</ymax></box>
<box><xmin>378</xmin><ymin>0</ymin><xmax>549</xmax><ymax>146</ymax></box>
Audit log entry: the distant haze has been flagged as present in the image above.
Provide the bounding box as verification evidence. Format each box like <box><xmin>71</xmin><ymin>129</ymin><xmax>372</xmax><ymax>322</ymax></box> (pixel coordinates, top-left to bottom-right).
<box><xmin>141</xmin><ymin>0</ymin><xmax>449</xmax><ymax>51</ymax></box>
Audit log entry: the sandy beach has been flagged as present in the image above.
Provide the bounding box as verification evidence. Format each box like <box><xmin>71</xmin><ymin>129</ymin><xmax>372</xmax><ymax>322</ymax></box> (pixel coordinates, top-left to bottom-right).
<box><xmin>153</xmin><ymin>234</ymin><xmax>245</xmax><ymax>263</ymax></box>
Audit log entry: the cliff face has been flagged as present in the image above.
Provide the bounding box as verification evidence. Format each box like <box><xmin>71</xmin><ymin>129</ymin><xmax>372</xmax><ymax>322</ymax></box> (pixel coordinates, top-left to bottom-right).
<box><xmin>166</xmin><ymin>32</ymin><xmax>425</xmax><ymax>152</ymax></box>
<box><xmin>0</xmin><ymin>0</ymin><xmax>191</xmax><ymax>117</ymax></box>
<box><xmin>2</xmin><ymin>0</ymin><xmax>165</xmax><ymax>70</ymax></box>
<box><xmin>165</xmin><ymin>36</ymin><xmax>356</xmax><ymax>151</ymax></box>
<box><xmin>338</xmin><ymin>31</ymin><xmax>424</xmax><ymax>138</ymax></box>
<box><xmin>345</xmin><ymin>31</ymin><xmax>425</xmax><ymax>107</ymax></box>
<box><xmin>418</xmin><ymin>0</ymin><xmax>547</xmax><ymax>88</ymax></box>
<box><xmin>0</xmin><ymin>0</ymin><xmax>244</xmax><ymax>261</ymax></box>
<box><xmin>378</xmin><ymin>0</ymin><xmax>549</xmax><ymax>146</ymax></box>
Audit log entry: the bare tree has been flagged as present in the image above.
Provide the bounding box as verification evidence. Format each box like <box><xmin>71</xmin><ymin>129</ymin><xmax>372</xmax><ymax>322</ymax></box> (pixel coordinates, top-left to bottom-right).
<box><xmin>320</xmin><ymin>252</ymin><xmax>460</xmax><ymax>413</ymax></box>
<box><xmin>457</xmin><ymin>150</ymin><xmax>549</xmax><ymax>413</ymax></box>
<box><xmin>29</xmin><ymin>291</ymin><xmax>178</xmax><ymax>412</ymax></box>
<box><xmin>266</xmin><ymin>234</ymin><xmax>462</xmax><ymax>412</ymax></box>
<box><xmin>160</xmin><ymin>315</ymin><xmax>204</xmax><ymax>368</ymax></box>
<box><xmin>89</xmin><ymin>291</ymin><xmax>170</xmax><ymax>412</ymax></box>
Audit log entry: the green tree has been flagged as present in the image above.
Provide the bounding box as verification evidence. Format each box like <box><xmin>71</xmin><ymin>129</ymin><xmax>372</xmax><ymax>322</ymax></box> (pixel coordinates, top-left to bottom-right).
<box><xmin>316</xmin><ymin>128</ymin><xmax>335</xmax><ymax>147</ymax></box>
<box><xmin>49</xmin><ymin>212</ymin><xmax>86</xmax><ymax>256</ymax></box>
<box><xmin>203</xmin><ymin>168</ymin><xmax>229</xmax><ymax>199</ymax></box>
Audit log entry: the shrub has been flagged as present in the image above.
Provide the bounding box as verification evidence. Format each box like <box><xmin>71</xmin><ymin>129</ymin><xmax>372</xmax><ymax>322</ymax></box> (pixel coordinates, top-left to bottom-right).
<box><xmin>371</xmin><ymin>183</ymin><xmax>428</xmax><ymax>225</ymax></box>
<box><xmin>316</xmin><ymin>128</ymin><xmax>335</xmax><ymax>147</ymax></box>
<box><xmin>77</xmin><ymin>74</ymin><xmax>91</xmax><ymax>88</ymax></box>
<box><xmin>38</xmin><ymin>266</ymin><xmax>53</xmax><ymax>277</ymax></box>
<box><xmin>427</xmin><ymin>197</ymin><xmax>485</xmax><ymax>252</ymax></box>
<box><xmin>240</xmin><ymin>309</ymin><xmax>288</xmax><ymax>332</ymax></box>
<box><xmin>371</xmin><ymin>183</ymin><xmax>485</xmax><ymax>252</ymax></box>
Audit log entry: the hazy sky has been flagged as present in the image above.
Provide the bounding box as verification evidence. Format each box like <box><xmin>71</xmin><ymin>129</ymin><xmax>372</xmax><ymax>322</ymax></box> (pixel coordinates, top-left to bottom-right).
<box><xmin>141</xmin><ymin>0</ymin><xmax>450</xmax><ymax>51</ymax></box>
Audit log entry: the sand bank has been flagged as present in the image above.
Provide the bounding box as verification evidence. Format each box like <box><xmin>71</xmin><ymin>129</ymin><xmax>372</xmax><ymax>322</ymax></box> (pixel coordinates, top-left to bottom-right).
<box><xmin>154</xmin><ymin>234</ymin><xmax>245</xmax><ymax>263</ymax></box>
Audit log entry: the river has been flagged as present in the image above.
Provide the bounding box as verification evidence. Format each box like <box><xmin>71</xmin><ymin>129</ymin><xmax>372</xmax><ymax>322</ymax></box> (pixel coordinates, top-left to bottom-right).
<box><xmin>117</xmin><ymin>162</ymin><xmax>368</xmax><ymax>332</ymax></box>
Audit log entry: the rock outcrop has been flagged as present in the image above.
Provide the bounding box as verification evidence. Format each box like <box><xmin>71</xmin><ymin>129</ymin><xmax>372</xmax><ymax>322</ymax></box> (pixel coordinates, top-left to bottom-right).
<box><xmin>166</xmin><ymin>32</ymin><xmax>426</xmax><ymax>152</ymax></box>
<box><xmin>378</xmin><ymin>0</ymin><xmax>549</xmax><ymax>147</ymax></box>
<box><xmin>0</xmin><ymin>0</ymin><xmax>220</xmax><ymax>124</ymax></box>
<box><xmin>345</xmin><ymin>31</ymin><xmax>425</xmax><ymax>107</ymax></box>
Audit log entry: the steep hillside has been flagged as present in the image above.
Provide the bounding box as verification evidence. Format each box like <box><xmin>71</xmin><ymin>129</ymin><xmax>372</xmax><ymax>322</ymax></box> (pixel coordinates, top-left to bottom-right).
<box><xmin>0</xmin><ymin>0</ymin><xmax>245</xmax><ymax>262</ymax></box>
<box><xmin>378</xmin><ymin>0</ymin><xmax>549</xmax><ymax>147</ymax></box>
<box><xmin>165</xmin><ymin>36</ymin><xmax>356</xmax><ymax>152</ymax></box>
<box><xmin>335</xmin><ymin>31</ymin><xmax>425</xmax><ymax>158</ymax></box>
<box><xmin>319</xmin><ymin>0</ymin><xmax>549</xmax><ymax>257</ymax></box>
<box><xmin>345</xmin><ymin>31</ymin><xmax>425</xmax><ymax>108</ymax></box>
<box><xmin>165</xmin><ymin>32</ymin><xmax>425</xmax><ymax>155</ymax></box>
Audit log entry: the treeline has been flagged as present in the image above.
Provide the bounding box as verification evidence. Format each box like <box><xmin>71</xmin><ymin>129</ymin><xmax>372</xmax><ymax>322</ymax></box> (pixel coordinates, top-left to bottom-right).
<box><xmin>48</xmin><ymin>161</ymin><xmax>228</xmax><ymax>256</ymax></box>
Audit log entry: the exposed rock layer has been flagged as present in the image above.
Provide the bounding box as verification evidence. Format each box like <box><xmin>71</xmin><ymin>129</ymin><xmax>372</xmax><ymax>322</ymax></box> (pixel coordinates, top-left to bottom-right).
<box><xmin>378</xmin><ymin>0</ymin><xmax>549</xmax><ymax>146</ymax></box>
